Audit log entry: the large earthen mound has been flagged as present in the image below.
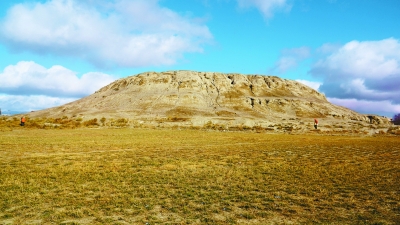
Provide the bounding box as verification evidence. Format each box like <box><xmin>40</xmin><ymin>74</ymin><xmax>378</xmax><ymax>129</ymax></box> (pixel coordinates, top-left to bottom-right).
<box><xmin>28</xmin><ymin>71</ymin><xmax>390</xmax><ymax>128</ymax></box>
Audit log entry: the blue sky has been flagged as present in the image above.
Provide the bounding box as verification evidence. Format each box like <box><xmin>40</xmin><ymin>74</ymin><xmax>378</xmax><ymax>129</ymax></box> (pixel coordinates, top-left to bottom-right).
<box><xmin>0</xmin><ymin>0</ymin><xmax>399</xmax><ymax>117</ymax></box>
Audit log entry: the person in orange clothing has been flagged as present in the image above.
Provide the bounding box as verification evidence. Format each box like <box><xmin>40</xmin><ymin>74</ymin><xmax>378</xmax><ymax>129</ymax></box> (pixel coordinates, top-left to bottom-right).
<box><xmin>20</xmin><ymin>116</ymin><xmax>26</xmax><ymax>126</ymax></box>
<box><xmin>314</xmin><ymin>118</ymin><xmax>318</xmax><ymax>129</ymax></box>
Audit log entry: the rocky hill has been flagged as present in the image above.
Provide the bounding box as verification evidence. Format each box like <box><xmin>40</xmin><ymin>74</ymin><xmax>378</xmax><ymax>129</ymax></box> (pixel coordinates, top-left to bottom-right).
<box><xmin>28</xmin><ymin>71</ymin><xmax>390</xmax><ymax>130</ymax></box>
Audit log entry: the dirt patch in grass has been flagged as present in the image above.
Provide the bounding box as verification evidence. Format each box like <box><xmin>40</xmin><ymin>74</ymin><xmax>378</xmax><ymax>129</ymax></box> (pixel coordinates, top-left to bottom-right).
<box><xmin>0</xmin><ymin>129</ymin><xmax>399</xmax><ymax>224</ymax></box>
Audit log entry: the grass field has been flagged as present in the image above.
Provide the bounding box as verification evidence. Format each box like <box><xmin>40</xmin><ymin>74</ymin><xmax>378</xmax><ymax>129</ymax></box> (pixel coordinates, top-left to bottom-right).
<box><xmin>0</xmin><ymin>127</ymin><xmax>399</xmax><ymax>224</ymax></box>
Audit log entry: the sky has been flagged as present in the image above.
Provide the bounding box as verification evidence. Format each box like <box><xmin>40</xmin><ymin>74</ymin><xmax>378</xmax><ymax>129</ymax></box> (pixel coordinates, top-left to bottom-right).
<box><xmin>0</xmin><ymin>0</ymin><xmax>399</xmax><ymax>117</ymax></box>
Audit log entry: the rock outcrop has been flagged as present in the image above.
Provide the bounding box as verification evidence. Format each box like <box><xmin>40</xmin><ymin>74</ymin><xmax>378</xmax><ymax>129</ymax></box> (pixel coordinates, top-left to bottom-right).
<box><xmin>28</xmin><ymin>71</ymin><xmax>389</xmax><ymax>127</ymax></box>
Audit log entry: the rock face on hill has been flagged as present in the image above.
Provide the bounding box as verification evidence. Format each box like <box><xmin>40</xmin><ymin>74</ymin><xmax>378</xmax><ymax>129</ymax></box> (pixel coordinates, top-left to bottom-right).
<box><xmin>28</xmin><ymin>71</ymin><xmax>388</xmax><ymax>128</ymax></box>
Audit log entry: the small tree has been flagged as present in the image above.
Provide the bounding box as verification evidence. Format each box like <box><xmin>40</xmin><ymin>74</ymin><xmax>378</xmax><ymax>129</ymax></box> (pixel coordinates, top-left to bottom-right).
<box><xmin>100</xmin><ymin>117</ymin><xmax>106</xmax><ymax>126</ymax></box>
<box><xmin>393</xmin><ymin>113</ymin><xmax>400</xmax><ymax>125</ymax></box>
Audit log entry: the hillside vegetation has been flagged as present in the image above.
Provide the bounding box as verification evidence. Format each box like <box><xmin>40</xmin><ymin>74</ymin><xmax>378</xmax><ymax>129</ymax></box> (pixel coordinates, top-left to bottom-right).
<box><xmin>1</xmin><ymin>127</ymin><xmax>399</xmax><ymax>224</ymax></box>
<box><xmin>1</xmin><ymin>115</ymin><xmax>398</xmax><ymax>135</ymax></box>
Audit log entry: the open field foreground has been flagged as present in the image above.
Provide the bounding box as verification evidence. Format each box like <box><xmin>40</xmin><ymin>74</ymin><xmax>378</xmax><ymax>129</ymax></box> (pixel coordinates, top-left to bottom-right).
<box><xmin>1</xmin><ymin>128</ymin><xmax>399</xmax><ymax>224</ymax></box>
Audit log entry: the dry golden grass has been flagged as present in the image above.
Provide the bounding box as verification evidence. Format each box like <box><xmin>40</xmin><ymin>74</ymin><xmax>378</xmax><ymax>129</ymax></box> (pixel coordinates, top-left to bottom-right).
<box><xmin>0</xmin><ymin>127</ymin><xmax>399</xmax><ymax>224</ymax></box>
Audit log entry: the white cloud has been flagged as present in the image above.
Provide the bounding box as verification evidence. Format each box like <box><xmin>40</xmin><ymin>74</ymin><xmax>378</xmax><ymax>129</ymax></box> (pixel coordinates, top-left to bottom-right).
<box><xmin>0</xmin><ymin>94</ymin><xmax>77</xmax><ymax>114</ymax></box>
<box><xmin>306</xmin><ymin>38</ymin><xmax>400</xmax><ymax>116</ymax></box>
<box><xmin>312</xmin><ymin>38</ymin><xmax>400</xmax><ymax>79</ymax></box>
<box><xmin>274</xmin><ymin>57</ymin><xmax>297</xmax><ymax>72</ymax></box>
<box><xmin>316</xmin><ymin>43</ymin><xmax>341</xmax><ymax>55</ymax></box>
<box><xmin>271</xmin><ymin>46</ymin><xmax>311</xmax><ymax>73</ymax></box>
<box><xmin>0</xmin><ymin>61</ymin><xmax>116</xmax><ymax>97</ymax></box>
<box><xmin>237</xmin><ymin>0</ymin><xmax>291</xmax><ymax>19</ymax></box>
<box><xmin>311</xmin><ymin>38</ymin><xmax>400</xmax><ymax>110</ymax></box>
<box><xmin>0</xmin><ymin>0</ymin><xmax>212</xmax><ymax>68</ymax></box>
<box><xmin>328</xmin><ymin>98</ymin><xmax>400</xmax><ymax>118</ymax></box>
<box><xmin>296</xmin><ymin>79</ymin><xmax>321</xmax><ymax>91</ymax></box>
<box><xmin>335</xmin><ymin>78</ymin><xmax>399</xmax><ymax>101</ymax></box>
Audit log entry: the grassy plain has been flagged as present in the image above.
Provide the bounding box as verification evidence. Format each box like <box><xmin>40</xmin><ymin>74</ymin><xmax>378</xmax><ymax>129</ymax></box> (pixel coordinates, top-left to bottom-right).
<box><xmin>0</xmin><ymin>127</ymin><xmax>399</xmax><ymax>224</ymax></box>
